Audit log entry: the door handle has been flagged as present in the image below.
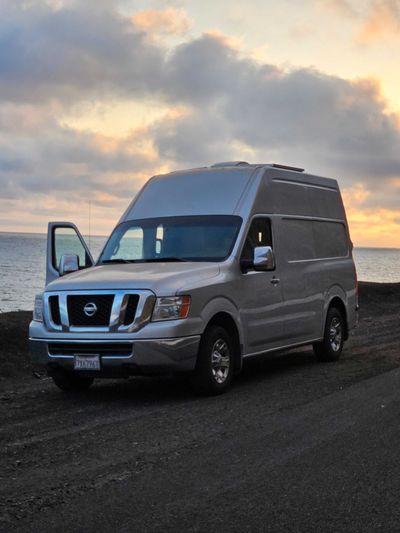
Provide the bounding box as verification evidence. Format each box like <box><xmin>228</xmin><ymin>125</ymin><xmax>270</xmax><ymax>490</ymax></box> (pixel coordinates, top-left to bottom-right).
<box><xmin>270</xmin><ymin>277</ymin><xmax>280</xmax><ymax>285</ymax></box>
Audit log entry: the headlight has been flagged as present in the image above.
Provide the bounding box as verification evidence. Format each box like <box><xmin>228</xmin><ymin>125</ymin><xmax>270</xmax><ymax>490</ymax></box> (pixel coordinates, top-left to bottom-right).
<box><xmin>33</xmin><ymin>293</ymin><xmax>44</xmax><ymax>322</ymax></box>
<box><xmin>152</xmin><ymin>295</ymin><xmax>191</xmax><ymax>321</ymax></box>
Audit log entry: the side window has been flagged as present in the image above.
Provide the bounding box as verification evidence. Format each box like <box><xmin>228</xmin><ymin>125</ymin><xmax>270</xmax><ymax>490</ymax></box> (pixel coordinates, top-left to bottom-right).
<box><xmin>53</xmin><ymin>227</ymin><xmax>90</xmax><ymax>270</ymax></box>
<box><xmin>282</xmin><ymin>218</ymin><xmax>348</xmax><ymax>262</ymax></box>
<box><xmin>313</xmin><ymin>221</ymin><xmax>348</xmax><ymax>258</ymax></box>
<box><xmin>282</xmin><ymin>219</ymin><xmax>315</xmax><ymax>261</ymax></box>
<box><xmin>241</xmin><ymin>218</ymin><xmax>272</xmax><ymax>262</ymax></box>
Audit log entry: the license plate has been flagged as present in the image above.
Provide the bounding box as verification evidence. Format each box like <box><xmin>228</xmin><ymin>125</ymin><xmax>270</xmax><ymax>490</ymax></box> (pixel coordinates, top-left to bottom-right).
<box><xmin>74</xmin><ymin>355</ymin><xmax>100</xmax><ymax>371</ymax></box>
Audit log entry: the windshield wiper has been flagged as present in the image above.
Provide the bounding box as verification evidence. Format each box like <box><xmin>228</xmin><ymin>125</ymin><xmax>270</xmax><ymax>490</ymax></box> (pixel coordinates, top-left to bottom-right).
<box><xmin>100</xmin><ymin>257</ymin><xmax>188</xmax><ymax>264</ymax></box>
<box><xmin>100</xmin><ymin>259</ymin><xmax>137</xmax><ymax>264</ymax></box>
<box><xmin>142</xmin><ymin>257</ymin><xmax>188</xmax><ymax>262</ymax></box>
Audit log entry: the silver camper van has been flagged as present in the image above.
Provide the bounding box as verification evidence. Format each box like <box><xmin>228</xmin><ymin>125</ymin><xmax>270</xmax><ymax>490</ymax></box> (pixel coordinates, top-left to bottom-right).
<box><xmin>30</xmin><ymin>162</ymin><xmax>358</xmax><ymax>394</ymax></box>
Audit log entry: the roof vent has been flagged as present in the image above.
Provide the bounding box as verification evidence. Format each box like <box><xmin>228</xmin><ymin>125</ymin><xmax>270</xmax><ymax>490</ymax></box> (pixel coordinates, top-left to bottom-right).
<box><xmin>272</xmin><ymin>163</ymin><xmax>304</xmax><ymax>172</ymax></box>
<box><xmin>211</xmin><ymin>161</ymin><xmax>249</xmax><ymax>168</ymax></box>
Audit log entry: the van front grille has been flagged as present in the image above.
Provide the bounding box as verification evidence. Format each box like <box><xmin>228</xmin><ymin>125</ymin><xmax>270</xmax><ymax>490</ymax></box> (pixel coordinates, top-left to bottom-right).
<box><xmin>48</xmin><ymin>343</ymin><xmax>133</xmax><ymax>357</ymax></box>
<box><xmin>45</xmin><ymin>291</ymin><xmax>149</xmax><ymax>332</ymax></box>
<box><xmin>67</xmin><ymin>295</ymin><xmax>114</xmax><ymax>327</ymax></box>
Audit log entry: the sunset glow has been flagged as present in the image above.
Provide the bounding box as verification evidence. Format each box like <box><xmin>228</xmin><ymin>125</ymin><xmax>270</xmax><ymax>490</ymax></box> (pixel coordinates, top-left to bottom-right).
<box><xmin>1</xmin><ymin>0</ymin><xmax>400</xmax><ymax>246</ymax></box>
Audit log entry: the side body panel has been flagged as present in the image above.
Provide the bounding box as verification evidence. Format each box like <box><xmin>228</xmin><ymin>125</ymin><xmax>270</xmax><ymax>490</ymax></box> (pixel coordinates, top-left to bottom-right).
<box><xmin>273</xmin><ymin>216</ymin><xmax>323</xmax><ymax>343</ymax></box>
<box><xmin>249</xmin><ymin>169</ymin><xmax>357</xmax><ymax>345</ymax></box>
<box><xmin>229</xmin><ymin>268</ymin><xmax>285</xmax><ymax>354</ymax></box>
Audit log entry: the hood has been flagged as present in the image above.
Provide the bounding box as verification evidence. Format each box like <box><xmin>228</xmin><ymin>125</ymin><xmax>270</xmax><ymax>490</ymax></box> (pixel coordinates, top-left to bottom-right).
<box><xmin>46</xmin><ymin>262</ymin><xmax>220</xmax><ymax>295</ymax></box>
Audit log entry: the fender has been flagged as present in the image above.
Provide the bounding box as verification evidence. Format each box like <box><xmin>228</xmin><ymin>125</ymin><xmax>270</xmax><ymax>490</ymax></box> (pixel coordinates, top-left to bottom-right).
<box><xmin>199</xmin><ymin>296</ymin><xmax>244</xmax><ymax>348</ymax></box>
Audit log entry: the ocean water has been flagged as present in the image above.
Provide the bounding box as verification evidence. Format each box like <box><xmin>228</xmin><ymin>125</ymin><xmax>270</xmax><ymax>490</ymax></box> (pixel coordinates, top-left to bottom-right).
<box><xmin>0</xmin><ymin>233</ymin><xmax>106</xmax><ymax>313</ymax></box>
<box><xmin>0</xmin><ymin>232</ymin><xmax>399</xmax><ymax>312</ymax></box>
<box><xmin>352</xmin><ymin>247</ymin><xmax>400</xmax><ymax>283</ymax></box>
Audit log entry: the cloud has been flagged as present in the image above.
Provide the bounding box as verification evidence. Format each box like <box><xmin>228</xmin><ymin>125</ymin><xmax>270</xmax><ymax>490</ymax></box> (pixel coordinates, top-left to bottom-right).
<box><xmin>0</xmin><ymin>0</ymin><xmax>164</xmax><ymax>104</ymax></box>
<box><xmin>153</xmin><ymin>34</ymin><xmax>400</xmax><ymax>192</ymax></box>
<box><xmin>1</xmin><ymin>1</ymin><xmax>400</xmax><ymax>236</ymax></box>
<box><xmin>0</xmin><ymin>119</ymin><xmax>160</xmax><ymax>201</ymax></box>
<box><xmin>316</xmin><ymin>0</ymin><xmax>400</xmax><ymax>45</ymax></box>
<box><xmin>132</xmin><ymin>8</ymin><xmax>190</xmax><ymax>37</ymax></box>
<box><xmin>356</xmin><ymin>0</ymin><xmax>400</xmax><ymax>45</ymax></box>
<box><xmin>316</xmin><ymin>0</ymin><xmax>357</xmax><ymax>16</ymax></box>
<box><xmin>2</xmin><ymin>1</ymin><xmax>400</xmax><ymax>188</ymax></box>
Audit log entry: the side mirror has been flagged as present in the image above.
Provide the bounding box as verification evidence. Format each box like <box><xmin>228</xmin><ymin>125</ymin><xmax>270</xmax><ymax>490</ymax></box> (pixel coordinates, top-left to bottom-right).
<box><xmin>59</xmin><ymin>254</ymin><xmax>79</xmax><ymax>276</ymax></box>
<box><xmin>253</xmin><ymin>246</ymin><xmax>275</xmax><ymax>271</ymax></box>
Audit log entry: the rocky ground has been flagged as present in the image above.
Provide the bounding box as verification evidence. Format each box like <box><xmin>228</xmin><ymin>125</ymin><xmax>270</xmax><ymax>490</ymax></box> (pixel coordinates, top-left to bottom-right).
<box><xmin>1</xmin><ymin>282</ymin><xmax>400</xmax><ymax>532</ymax></box>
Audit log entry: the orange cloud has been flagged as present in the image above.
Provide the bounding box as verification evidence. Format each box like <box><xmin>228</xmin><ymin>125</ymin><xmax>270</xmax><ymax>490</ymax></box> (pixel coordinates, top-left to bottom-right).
<box><xmin>342</xmin><ymin>183</ymin><xmax>371</xmax><ymax>206</ymax></box>
<box><xmin>342</xmin><ymin>184</ymin><xmax>400</xmax><ymax>247</ymax></box>
<box><xmin>205</xmin><ymin>30</ymin><xmax>244</xmax><ymax>51</ymax></box>
<box><xmin>132</xmin><ymin>8</ymin><xmax>190</xmax><ymax>37</ymax></box>
<box><xmin>316</xmin><ymin>0</ymin><xmax>400</xmax><ymax>46</ymax></box>
<box><xmin>316</xmin><ymin>0</ymin><xmax>356</xmax><ymax>16</ymax></box>
<box><xmin>357</xmin><ymin>0</ymin><xmax>400</xmax><ymax>45</ymax></box>
<box><xmin>345</xmin><ymin>205</ymin><xmax>400</xmax><ymax>247</ymax></box>
<box><xmin>347</xmin><ymin>207</ymin><xmax>400</xmax><ymax>247</ymax></box>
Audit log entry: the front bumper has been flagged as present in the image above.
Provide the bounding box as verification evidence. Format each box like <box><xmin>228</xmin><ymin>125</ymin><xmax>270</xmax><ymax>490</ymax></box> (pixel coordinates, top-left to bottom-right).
<box><xmin>29</xmin><ymin>336</ymin><xmax>200</xmax><ymax>377</ymax></box>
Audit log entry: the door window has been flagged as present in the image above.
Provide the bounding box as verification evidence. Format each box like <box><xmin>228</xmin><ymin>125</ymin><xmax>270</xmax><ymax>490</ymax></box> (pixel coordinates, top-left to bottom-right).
<box><xmin>241</xmin><ymin>218</ymin><xmax>273</xmax><ymax>262</ymax></box>
<box><xmin>53</xmin><ymin>227</ymin><xmax>90</xmax><ymax>270</ymax></box>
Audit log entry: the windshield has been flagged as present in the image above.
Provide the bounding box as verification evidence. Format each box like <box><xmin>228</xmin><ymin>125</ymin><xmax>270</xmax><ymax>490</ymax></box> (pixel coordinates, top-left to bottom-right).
<box><xmin>98</xmin><ymin>215</ymin><xmax>242</xmax><ymax>264</ymax></box>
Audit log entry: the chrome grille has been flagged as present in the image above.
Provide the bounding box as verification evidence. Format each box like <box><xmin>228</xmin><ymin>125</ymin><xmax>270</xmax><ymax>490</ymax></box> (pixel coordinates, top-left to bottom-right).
<box><xmin>67</xmin><ymin>294</ymin><xmax>114</xmax><ymax>327</ymax></box>
<box><xmin>44</xmin><ymin>290</ymin><xmax>155</xmax><ymax>333</ymax></box>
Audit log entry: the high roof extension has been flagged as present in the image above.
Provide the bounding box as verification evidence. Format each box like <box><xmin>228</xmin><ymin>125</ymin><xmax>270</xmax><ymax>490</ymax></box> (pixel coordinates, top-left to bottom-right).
<box><xmin>211</xmin><ymin>161</ymin><xmax>304</xmax><ymax>172</ymax></box>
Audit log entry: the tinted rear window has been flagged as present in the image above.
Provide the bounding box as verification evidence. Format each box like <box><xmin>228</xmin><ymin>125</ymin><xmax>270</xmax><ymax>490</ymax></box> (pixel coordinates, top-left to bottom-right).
<box><xmin>282</xmin><ymin>219</ymin><xmax>348</xmax><ymax>261</ymax></box>
<box><xmin>313</xmin><ymin>220</ymin><xmax>348</xmax><ymax>259</ymax></box>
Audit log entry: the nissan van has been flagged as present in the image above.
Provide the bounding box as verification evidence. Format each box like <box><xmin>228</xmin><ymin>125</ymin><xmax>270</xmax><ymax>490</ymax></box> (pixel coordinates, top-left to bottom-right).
<box><xmin>29</xmin><ymin>162</ymin><xmax>358</xmax><ymax>394</ymax></box>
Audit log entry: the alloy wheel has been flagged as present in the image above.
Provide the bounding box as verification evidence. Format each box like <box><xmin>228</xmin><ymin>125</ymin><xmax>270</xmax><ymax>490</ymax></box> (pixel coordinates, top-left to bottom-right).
<box><xmin>211</xmin><ymin>338</ymin><xmax>231</xmax><ymax>384</ymax></box>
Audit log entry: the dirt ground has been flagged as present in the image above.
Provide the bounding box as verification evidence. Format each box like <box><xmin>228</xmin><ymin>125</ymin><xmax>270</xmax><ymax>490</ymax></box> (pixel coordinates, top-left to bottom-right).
<box><xmin>1</xmin><ymin>282</ymin><xmax>400</xmax><ymax>532</ymax></box>
<box><xmin>0</xmin><ymin>310</ymin><xmax>31</xmax><ymax>380</ymax></box>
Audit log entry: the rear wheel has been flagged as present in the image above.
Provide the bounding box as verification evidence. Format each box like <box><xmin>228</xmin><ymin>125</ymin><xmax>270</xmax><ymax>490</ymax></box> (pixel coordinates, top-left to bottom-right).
<box><xmin>191</xmin><ymin>325</ymin><xmax>234</xmax><ymax>395</ymax></box>
<box><xmin>313</xmin><ymin>307</ymin><xmax>344</xmax><ymax>362</ymax></box>
<box><xmin>51</xmin><ymin>370</ymin><xmax>94</xmax><ymax>392</ymax></box>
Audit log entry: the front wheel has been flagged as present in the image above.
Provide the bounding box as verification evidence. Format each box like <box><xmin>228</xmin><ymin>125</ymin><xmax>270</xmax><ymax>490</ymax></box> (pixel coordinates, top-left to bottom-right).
<box><xmin>51</xmin><ymin>370</ymin><xmax>94</xmax><ymax>392</ymax></box>
<box><xmin>191</xmin><ymin>325</ymin><xmax>234</xmax><ymax>395</ymax></box>
<box><xmin>313</xmin><ymin>307</ymin><xmax>345</xmax><ymax>362</ymax></box>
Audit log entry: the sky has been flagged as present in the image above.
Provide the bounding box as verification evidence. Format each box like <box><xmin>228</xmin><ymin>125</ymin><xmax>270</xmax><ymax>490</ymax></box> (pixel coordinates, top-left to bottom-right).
<box><xmin>1</xmin><ymin>0</ymin><xmax>400</xmax><ymax>247</ymax></box>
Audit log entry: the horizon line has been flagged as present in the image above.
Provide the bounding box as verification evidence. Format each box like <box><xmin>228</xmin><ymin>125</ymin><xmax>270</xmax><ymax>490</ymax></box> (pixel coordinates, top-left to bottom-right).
<box><xmin>1</xmin><ymin>230</ymin><xmax>400</xmax><ymax>251</ymax></box>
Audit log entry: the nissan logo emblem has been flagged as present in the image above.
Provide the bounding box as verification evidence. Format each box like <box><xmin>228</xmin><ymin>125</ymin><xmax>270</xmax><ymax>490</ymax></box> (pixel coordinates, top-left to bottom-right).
<box><xmin>83</xmin><ymin>302</ymin><xmax>98</xmax><ymax>317</ymax></box>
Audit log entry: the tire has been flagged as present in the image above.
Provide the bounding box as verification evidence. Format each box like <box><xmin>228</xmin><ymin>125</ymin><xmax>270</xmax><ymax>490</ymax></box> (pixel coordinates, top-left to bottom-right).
<box><xmin>51</xmin><ymin>370</ymin><xmax>94</xmax><ymax>392</ymax></box>
<box><xmin>313</xmin><ymin>307</ymin><xmax>345</xmax><ymax>362</ymax></box>
<box><xmin>191</xmin><ymin>325</ymin><xmax>234</xmax><ymax>395</ymax></box>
